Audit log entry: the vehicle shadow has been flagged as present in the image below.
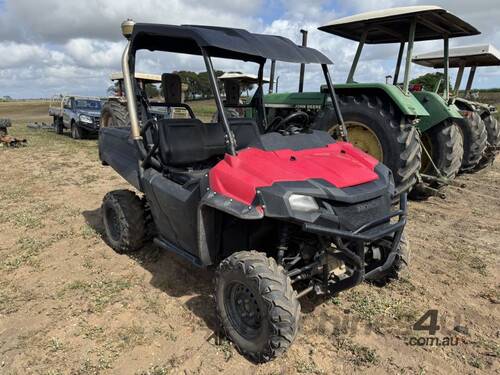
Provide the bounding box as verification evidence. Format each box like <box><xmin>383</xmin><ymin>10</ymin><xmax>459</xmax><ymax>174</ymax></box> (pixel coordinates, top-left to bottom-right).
<box><xmin>82</xmin><ymin>207</ymin><xmax>218</xmax><ymax>332</ymax></box>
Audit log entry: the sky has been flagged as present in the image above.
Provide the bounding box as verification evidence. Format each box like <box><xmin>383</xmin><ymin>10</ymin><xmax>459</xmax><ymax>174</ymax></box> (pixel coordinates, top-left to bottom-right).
<box><xmin>0</xmin><ymin>0</ymin><xmax>499</xmax><ymax>98</ymax></box>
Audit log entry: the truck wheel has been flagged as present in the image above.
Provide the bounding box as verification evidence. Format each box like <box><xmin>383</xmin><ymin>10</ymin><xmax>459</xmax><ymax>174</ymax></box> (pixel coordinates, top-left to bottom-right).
<box><xmin>458</xmin><ymin>112</ymin><xmax>488</xmax><ymax>172</ymax></box>
<box><xmin>71</xmin><ymin>122</ymin><xmax>86</xmax><ymax>139</ymax></box>
<box><xmin>54</xmin><ymin>118</ymin><xmax>64</xmax><ymax>134</ymax></box>
<box><xmin>101</xmin><ymin>100</ymin><xmax>129</xmax><ymax>128</ymax></box>
<box><xmin>420</xmin><ymin>121</ymin><xmax>463</xmax><ymax>184</ymax></box>
<box><xmin>326</xmin><ymin>94</ymin><xmax>422</xmax><ymax>195</ymax></box>
<box><xmin>215</xmin><ymin>251</ymin><xmax>300</xmax><ymax>363</ymax></box>
<box><xmin>369</xmin><ymin>232</ymin><xmax>410</xmax><ymax>286</ymax></box>
<box><xmin>102</xmin><ymin>190</ymin><xmax>146</xmax><ymax>253</ymax></box>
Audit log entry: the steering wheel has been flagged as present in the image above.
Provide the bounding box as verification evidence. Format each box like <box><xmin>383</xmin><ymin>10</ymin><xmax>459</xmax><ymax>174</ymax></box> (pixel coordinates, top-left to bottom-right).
<box><xmin>269</xmin><ymin>111</ymin><xmax>309</xmax><ymax>132</ymax></box>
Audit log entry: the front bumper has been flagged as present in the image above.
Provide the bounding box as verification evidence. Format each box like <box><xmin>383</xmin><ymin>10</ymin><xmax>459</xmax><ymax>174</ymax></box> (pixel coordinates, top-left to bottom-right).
<box><xmin>301</xmin><ymin>193</ymin><xmax>407</xmax><ymax>286</ymax></box>
<box><xmin>78</xmin><ymin>120</ymin><xmax>100</xmax><ymax>133</ymax></box>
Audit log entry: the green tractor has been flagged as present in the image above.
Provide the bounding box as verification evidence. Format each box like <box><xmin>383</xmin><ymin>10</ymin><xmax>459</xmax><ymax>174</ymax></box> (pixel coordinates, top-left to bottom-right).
<box><xmin>265</xmin><ymin>6</ymin><xmax>480</xmax><ymax>197</ymax></box>
<box><xmin>413</xmin><ymin>44</ymin><xmax>499</xmax><ymax>170</ymax></box>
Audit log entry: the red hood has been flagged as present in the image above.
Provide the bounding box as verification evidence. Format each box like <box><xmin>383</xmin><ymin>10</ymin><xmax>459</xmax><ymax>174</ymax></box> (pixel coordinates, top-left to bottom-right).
<box><xmin>209</xmin><ymin>142</ymin><xmax>379</xmax><ymax>205</ymax></box>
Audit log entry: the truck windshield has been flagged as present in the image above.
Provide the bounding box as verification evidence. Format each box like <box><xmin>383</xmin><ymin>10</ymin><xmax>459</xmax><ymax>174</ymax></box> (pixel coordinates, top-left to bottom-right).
<box><xmin>75</xmin><ymin>100</ymin><xmax>102</xmax><ymax>110</ymax></box>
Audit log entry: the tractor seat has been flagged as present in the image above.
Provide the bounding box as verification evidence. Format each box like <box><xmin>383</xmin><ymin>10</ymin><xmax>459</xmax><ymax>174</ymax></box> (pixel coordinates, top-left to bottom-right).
<box><xmin>157</xmin><ymin>118</ymin><xmax>262</xmax><ymax>167</ymax></box>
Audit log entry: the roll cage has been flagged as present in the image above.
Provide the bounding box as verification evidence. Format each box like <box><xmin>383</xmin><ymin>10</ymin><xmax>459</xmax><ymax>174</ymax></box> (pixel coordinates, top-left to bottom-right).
<box><xmin>120</xmin><ymin>22</ymin><xmax>346</xmax><ymax>162</ymax></box>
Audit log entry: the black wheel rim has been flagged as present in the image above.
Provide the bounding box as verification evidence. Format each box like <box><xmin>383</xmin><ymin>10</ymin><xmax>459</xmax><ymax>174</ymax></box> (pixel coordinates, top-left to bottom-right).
<box><xmin>224</xmin><ymin>281</ymin><xmax>263</xmax><ymax>339</ymax></box>
<box><xmin>104</xmin><ymin>205</ymin><xmax>121</xmax><ymax>242</ymax></box>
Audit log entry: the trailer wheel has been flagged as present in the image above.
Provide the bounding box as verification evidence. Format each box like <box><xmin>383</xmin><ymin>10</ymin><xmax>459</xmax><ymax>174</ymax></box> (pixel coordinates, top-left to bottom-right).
<box><xmin>102</xmin><ymin>190</ymin><xmax>146</xmax><ymax>253</ymax></box>
<box><xmin>100</xmin><ymin>100</ymin><xmax>130</xmax><ymax>128</ymax></box>
<box><xmin>215</xmin><ymin>251</ymin><xmax>300</xmax><ymax>363</ymax></box>
<box><xmin>420</xmin><ymin>121</ymin><xmax>463</xmax><ymax>184</ymax></box>
<box><xmin>324</xmin><ymin>94</ymin><xmax>421</xmax><ymax>195</ymax></box>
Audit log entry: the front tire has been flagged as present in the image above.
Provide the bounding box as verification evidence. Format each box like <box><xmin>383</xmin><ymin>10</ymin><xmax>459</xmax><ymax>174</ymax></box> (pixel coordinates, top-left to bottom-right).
<box><xmin>369</xmin><ymin>232</ymin><xmax>410</xmax><ymax>286</ymax></box>
<box><xmin>215</xmin><ymin>251</ymin><xmax>300</xmax><ymax>362</ymax></box>
<box><xmin>420</xmin><ymin>121</ymin><xmax>463</xmax><ymax>184</ymax></box>
<box><xmin>458</xmin><ymin>112</ymin><xmax>487</xmax><ymax>172</ymax></box>
<box><xmin>71</xmin><ymin>122</ymin><xmax>85</xmax><ymax>139</ymax></box>
<box><xmin>102</xmin><ymin>190</ymin><xmax>146</xmax><ymax>253</ymax></box>
<box><xmin>323</xmin><ymin>94</ymin><xmax>422</xmax><ymax>195</ymax></box>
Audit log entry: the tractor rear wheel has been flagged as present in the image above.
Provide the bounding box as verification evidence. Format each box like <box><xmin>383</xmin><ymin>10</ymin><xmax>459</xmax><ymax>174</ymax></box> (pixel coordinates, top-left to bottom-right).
<box><xmin>474</xmin><ymin>114</ymin><xmax>499</xmax><ymax>170</ymax></box>
<box><xmin>420</xmin><ymin>121</ymin><xmax>463</xmax><ymax>184</ymax></box>
<box><xmin>458</xmin><ymin>112</ymin><xmax>487</xmax><ymax>172</ymax></box>
<box><xmin>100</xmin><ymin>100</ymin><xmax>130</xmax><ymax>128</ymax></box>
<box><xmin>324</xmin><ymin>94</ymin><xmax>421</xmax><ymax>195</ymax></box>
<box><xmin>102</xmin><ymin>190</ymin><xmax>146</xmax><ymax>253</ymax></box>
<box><xmin>215</xmin><ymin>251</ymin><xmax>300</xmax><ymax>362</ymax></box>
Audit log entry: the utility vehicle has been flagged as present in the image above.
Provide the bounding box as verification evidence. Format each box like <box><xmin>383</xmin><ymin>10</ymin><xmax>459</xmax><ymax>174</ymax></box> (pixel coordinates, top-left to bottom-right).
<box><xmin>100</xmin><ymin>72</ymin><xmax>190</xmax><ymax>128</ymax></box>
<box><xmin>49</xmin><ymin>95</ymin><xmax>103</xmax><ymax>139</ymax></box>
<box><xmin>99</xmin><ymin>20</ymin><xmax>408</xmax><ymax>362</ymax></box>
<box><xmin>414</xmin><ymin>44</ymin><xmax>499</xmax><ymax>170</ymax></box>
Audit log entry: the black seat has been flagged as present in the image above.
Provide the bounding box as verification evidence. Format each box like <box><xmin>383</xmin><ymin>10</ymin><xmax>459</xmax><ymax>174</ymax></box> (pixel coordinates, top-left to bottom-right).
<box><xmin>158</xmin><ymin>118</ymin><xmax>263</xmax><ymax>167</ymax></box>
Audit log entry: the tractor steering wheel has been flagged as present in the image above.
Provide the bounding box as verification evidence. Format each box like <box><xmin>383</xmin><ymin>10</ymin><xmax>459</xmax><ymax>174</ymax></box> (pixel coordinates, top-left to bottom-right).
<box><xmin>269</xmin><ymin>111</ymin><xmax>309</xmax><ymax>132</ymax></box>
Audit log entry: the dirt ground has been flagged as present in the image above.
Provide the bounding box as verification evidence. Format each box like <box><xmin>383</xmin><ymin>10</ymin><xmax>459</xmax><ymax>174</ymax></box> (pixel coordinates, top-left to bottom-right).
<box><xmin>0</xmin><ymin>101</ymin><xmax>498</xmax><ymax>375</ymax></box>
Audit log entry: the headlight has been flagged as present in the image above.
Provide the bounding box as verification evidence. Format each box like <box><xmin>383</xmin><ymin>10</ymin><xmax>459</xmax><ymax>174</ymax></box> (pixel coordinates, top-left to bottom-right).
<box><xmin>288</xmin><ymin>194</ymin><xmax>319</xmax><ymax>212</ymax></box>
<box><xmin>79</xmin><ymin>115</ymin><xmax>93</xmax><ymax>123</ymax></box>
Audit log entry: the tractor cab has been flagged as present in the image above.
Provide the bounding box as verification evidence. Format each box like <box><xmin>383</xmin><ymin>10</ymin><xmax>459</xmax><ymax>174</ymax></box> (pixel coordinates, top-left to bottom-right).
<box><xmin>318</xmin><ymin>5</ymin><xmax>482</xmax><ymax>195</ymax></box>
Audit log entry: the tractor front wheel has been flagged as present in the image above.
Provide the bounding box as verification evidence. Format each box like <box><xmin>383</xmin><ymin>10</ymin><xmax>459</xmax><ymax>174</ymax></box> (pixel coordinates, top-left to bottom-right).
<box><xmin>215</xmin><ymin>251</ymin><xmax>300</xmax><ymax>362</ymax></box>
<box><xmin>420</xmin><ymin>121</ymin><xmax>463</xmax><ymax>185</ymax></box>
<box><xmin>459</xmin><ymin>112</ymin><xmax>487</xmax><ymax>172</ymax></box>
<box><xmin>324</xmin><ymin>94</ymin><xmax>421</xmax><ymax>195</ymax></box>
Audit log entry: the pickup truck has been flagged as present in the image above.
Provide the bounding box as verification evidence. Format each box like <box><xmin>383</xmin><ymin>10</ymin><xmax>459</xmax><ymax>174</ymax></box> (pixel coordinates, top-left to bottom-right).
<box><xmin>49</xmin><ymin>95</ymin><xmax>103</xmax><ymax>139</ymax></box>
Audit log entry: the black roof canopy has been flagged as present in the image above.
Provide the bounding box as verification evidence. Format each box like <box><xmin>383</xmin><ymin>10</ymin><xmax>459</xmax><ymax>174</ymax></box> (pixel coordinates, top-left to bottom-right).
<box><xmin>318</xmin><ymin>6</ymin><xmax>480</xmax><ymax>44</ymax></box>
<box><xmin>130</xmin><ymin>23</ymin><xmax>332</xmax><ymax>64</ymax></box>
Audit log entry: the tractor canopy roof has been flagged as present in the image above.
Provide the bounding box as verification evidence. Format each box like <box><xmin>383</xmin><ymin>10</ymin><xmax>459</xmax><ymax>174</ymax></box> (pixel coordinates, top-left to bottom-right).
<box><xmin>218</xmin><ymin>72</ymin><xmax>270</xmax><ymax>83</ymax></box>
<box><xmin>110</xmin><ymin>72</ymin><xmax>162</xmax><ymax>82</ymax></box>
<box><xmin>318</xmin><ymin>6</ymin><xmax>479</xmax><ymax>44</ymax></box>
<box><xmin>413</xmin><ymin>44</ymin><xmax>500</xmax><ymax>68</ymax></box>
<box><xmin>129</xmin><ymin>23</ymin><xmax>332</xmax><ymax>64</ymax></box>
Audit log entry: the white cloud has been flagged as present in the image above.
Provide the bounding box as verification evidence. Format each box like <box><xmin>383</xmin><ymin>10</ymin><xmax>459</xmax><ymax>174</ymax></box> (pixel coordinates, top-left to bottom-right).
<box><xmin>1</xmin><ymin>0</ymin><xmax>500</xmax><ymax>98</ymax></box>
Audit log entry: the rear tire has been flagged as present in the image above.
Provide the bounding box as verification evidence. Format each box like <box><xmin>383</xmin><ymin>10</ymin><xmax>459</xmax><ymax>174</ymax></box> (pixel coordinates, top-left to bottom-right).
<box><xmin>102</xmin><ymin>190</ymin><xmax>146</xmax><ymax>253</ymax></box>
<box><xmin>474</xmin><ymin>114</ymin><xmax>499</xmax><ymax>170</ymax></box>
<box><xmin>54</xmin><ymin>118</ymin><xmax>64</xmax><ymax>134</ymax></box>
<box><xmin>323</xmin><ymin>94</ymin><xmax>422</xmax><ymax>195</ymax></box>
<box><xmin>100</xmin><ymin>100</ymin><xmax>130</xmax><ymax>128</ymax></box>
<box><xmin>458</xmin><ymin>112</ymin><xmax>487</xmax><ymax>172</ymax></box>
<box><xmin>420</xmin><ymin>121</ymin><xmax>463</xmax><ymax>184</ymax></box>
<box><xmin>215</xmin><ymin>251</ymin><xmax>300</xmax><ymax>363</ymax></box>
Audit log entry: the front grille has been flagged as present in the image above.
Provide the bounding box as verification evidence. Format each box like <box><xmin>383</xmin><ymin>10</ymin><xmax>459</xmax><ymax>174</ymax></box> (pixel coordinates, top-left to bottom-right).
<box><xmin>323</xmin><ymin>195</ymin><xmax>389</xmax><ymax>231</ymax></box>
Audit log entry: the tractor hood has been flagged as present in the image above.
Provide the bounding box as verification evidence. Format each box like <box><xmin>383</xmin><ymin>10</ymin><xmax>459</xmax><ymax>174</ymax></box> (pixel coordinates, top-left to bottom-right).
<box><xmin>209</xmin><ymin>142</ymin><xmax>380</xmax><ymax>206</ymax></box>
